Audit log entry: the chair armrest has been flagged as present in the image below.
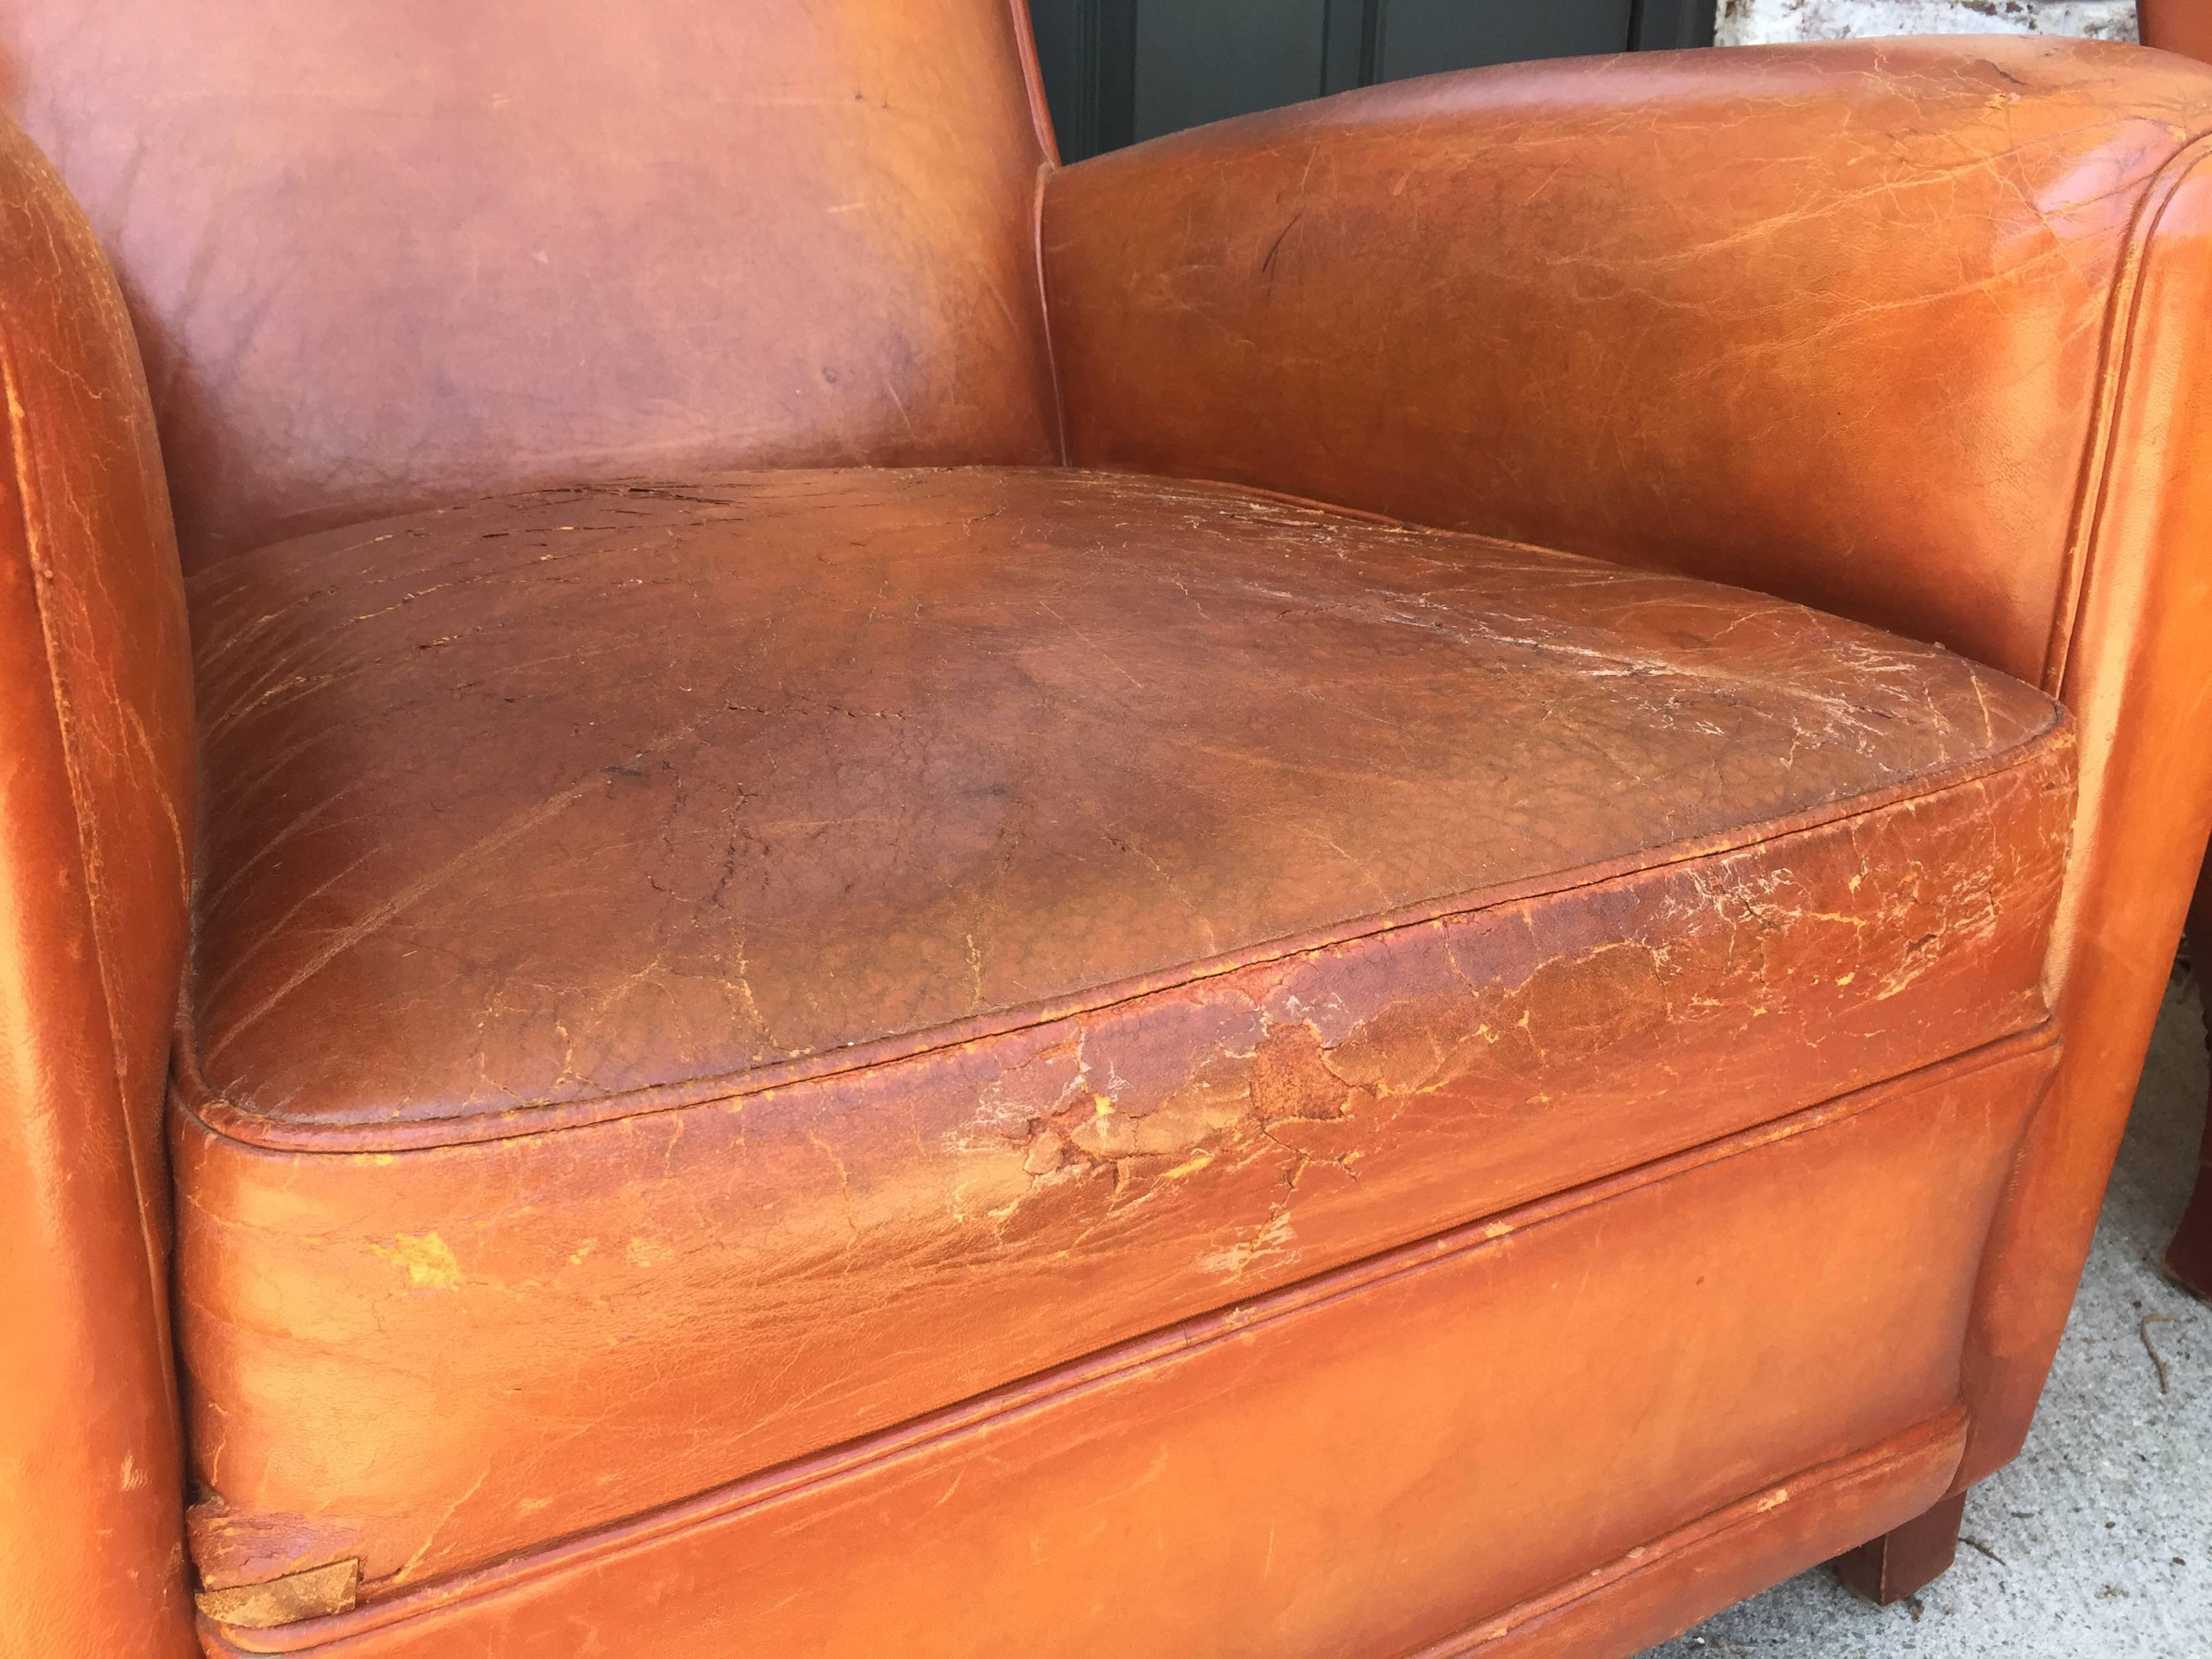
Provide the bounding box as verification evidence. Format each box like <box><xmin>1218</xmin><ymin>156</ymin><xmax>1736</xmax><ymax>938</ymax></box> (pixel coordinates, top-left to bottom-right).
<box><xmin>0</xmin><ymin>117</ymin><xmax>197</xmax><ymax>1654</ymax></box>
<box><xmin>1044</xmin><ymin>37</ymin><xmax>2212</xmax><ymax>1491</ymax></box>
<box><xmin>1042</xmin><ymin>35</ymin><xmax>2212</xmax><ymax>687</ymax></box>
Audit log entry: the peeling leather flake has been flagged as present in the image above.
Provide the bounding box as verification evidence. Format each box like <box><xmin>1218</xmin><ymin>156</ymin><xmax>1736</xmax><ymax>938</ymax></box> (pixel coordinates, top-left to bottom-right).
<box><xmin>194</xmin><ymin>1559</ymin><xmax>359</xmax><ymax>1629</ymax></box>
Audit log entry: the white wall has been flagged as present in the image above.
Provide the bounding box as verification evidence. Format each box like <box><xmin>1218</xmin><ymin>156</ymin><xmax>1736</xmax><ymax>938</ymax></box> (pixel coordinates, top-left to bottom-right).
<box><xmin>1717</xmin><ymin>0</ymin><xmax>2138</xmax><ymax>45</ymax></box>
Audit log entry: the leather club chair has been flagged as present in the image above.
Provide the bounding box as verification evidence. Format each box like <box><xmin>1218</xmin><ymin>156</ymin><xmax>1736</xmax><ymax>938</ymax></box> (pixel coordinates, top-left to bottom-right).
<box><xmin>7</xmin><ymin>8</ymin><xmax>2212</xmax><ymax>1656</ymax></box>
<box><xmin>2138</xmin><ymin>0</ymin><xmax>2212</xmax><ymax>1304</ymax></box>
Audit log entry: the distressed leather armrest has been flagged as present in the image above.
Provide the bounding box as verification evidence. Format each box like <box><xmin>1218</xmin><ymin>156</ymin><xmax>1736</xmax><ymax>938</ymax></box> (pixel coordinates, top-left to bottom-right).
<box><xmin>1044</xmin><ymin>35</ymin><xmax>2212</xmax><ymax>1490</ymax></box>
<box><xmin>0</xmin><ymin>114</ymin><xmax>197</xmax><ymax>1656</ymax></box>
<box><xmin>1042</xmin><ymin>35</ymin><xmax>2212</xmax><ymax>689</ymax></box>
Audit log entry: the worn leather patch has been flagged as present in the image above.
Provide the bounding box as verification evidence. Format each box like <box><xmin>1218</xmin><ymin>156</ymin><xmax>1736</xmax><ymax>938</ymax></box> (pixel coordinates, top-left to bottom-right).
<box><xmin>194</xmin><ymin>1559</ymin><xmax>359</xmax><ymax>1629</ymax></box>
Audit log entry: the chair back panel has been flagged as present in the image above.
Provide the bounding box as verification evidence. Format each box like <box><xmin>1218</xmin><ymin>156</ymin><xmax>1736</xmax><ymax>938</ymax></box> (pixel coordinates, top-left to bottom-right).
<box><xmin>0</xmin><ymin>1</ymin><xmax>1059</xmax><ymax>569</ymax></box>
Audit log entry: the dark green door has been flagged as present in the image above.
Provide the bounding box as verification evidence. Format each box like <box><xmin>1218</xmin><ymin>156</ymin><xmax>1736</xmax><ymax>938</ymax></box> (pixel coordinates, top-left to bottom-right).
<box><xmin>1029</xmin><ymin>0</ymin><xmax>1717</xmax><ymax>161</ymax></box>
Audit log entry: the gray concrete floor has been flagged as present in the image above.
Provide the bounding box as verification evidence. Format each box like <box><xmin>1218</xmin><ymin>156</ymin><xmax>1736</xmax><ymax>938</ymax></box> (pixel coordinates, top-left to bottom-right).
<box><xmin>1647</xmin><ymin>971</ymin><xmax>2212</xmax><ymax>1656</ymax></box>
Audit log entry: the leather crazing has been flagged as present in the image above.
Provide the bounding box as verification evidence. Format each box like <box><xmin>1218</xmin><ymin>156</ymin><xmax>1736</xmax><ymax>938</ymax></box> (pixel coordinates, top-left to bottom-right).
<box><xmin>174</xmin><ymin>467</ymin><xmax>2074</xmax><ymax>1594</ymax></box>
<box><xmin>0</xmin><ymin>85</ymin><xmax>199</xmax><ymax>1659</ymax></box>
<box><xmin>1</xmin><ymin>9</ymin><xmax>2203</xmax><ymax>1650</ymax></box>
<box><xmin>1043</xmin><ymin>37</ymin><xmax>2212</xmax><ymax>688</ymax></box>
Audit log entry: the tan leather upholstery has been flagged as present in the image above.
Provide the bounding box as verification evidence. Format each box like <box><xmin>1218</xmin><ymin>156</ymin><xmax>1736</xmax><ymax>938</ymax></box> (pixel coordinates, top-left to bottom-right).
<box><xmin>0</xmin><ymin>0</ymin><xmax>1060</xmax><ymax>571</ymax></box>
<box><xmin>1044</xmin><ymin>35</ymin><xmax>2212</xmax><ymax>1496</ymax></box>
<box><xmin>0</xmin><ymin>113</ymin><xmax>197</xmax><ymax>1656</ymax></box>
<box><xmin>1044</xmin><ymin>38</ymin><xmax>2212</xmax><ymax>689</ymax></box>
<box><xmin>2</xmin><ymin>12</ymin><xmax>2211</xmax><ymax>1658</ymax></box>
<box><xmin>174</xmin><ymin>468</ymin><xmax>2070</xmax><ymax>1595</ymax></box>
<box><xmin>203</xmin><ymin>1039</ymin><xmax>2052</xmax><ymax>1657</ymax></box>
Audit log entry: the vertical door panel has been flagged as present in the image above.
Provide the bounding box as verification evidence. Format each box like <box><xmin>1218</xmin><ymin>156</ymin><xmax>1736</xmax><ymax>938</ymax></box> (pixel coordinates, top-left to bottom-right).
<box><xmin>1132</xmin><ymin>0</ymin><xmax>1330</xmax><ymax>144</ymax></box>
<box><xmin>1029</xmin><ymin>0</ymin><xmax>1713</xmax><ymax>161</ymax></box>
<box><xmin>1373</xmin><ymin>0</ymin><xmax>1636</xmax><ymax>81</ymax></box>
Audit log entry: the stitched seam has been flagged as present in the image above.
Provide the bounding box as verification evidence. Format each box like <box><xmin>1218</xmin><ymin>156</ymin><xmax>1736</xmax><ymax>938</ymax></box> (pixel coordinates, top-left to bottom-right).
<box><xmin>176</xmin><ymin>710</ymin><xmax>2072</xmax><ymax>1156</ymax></box>
<box><xmin>1006</xmin><ymin>0</ymin><xmax>1061</xmax><ymax>167</ymax></box>
<box><xmin>1031</xmin><ymin>163</ymin><xmax>1070</xmax><ymax>466</ymax></box>
<box><xmin>1005</xmin><ymin>0</ymin><xmax>1071</xmax><ymax>465</ymax></box>
<box><xmin>2041</xmin><ymin>127</ymin><xmax>2212</xmax><ymax>693</ymax></box>
<box><xmin>197</xmin><ymin>1025</ymin><xmax>2053</xmax><ymax>1647</ymax></box>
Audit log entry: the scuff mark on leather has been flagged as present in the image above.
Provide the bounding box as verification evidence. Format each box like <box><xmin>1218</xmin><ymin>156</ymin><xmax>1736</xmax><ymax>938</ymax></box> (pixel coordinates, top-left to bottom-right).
<box><xmin>188</xmin><ymin>1496</ymin><xmax>366</xmax><ymax>1596</ymax></box>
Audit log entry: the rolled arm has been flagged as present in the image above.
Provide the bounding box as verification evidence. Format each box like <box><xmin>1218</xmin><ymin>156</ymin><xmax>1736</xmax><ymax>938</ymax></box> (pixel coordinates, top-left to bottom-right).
<box><xmin>1044</xmin><ymin>37</ymin><xmax>2212</xmax><ymax>1492</ymax></box>
<box><xmin>0</xmin><ymin>116</ymin><xmax>197</xmax><ymax>1656</ymax></box>
<box><xmin>1042</xmin><ymin>35</ymin><xmax>2212</xmax><ymax>687</ymax></box>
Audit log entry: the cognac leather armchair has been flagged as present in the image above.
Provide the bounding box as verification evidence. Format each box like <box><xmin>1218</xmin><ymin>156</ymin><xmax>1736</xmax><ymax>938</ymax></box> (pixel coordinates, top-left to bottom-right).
<box><xmin>7</xmin><ymin>7</ymin><xmax>2212</xmax><ymax>1656</ymax></box>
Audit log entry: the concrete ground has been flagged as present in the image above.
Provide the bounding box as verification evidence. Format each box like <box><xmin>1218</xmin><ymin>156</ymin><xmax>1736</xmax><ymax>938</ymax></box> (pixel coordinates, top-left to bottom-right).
<box><xmin>1716</xmin><ymin>2</ymin><xmax>2138</xmax><ymax>50</ymax></box>
<box><xmin>1648</xmin><ymin>969</ymin><xmax>2212</xmax><ymax>1656</ymax></box>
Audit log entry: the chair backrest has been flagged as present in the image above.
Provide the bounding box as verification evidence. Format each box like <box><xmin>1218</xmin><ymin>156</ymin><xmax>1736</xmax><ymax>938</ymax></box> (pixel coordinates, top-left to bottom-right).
<box><xmin>0</xmin><ymin>1</ymin><xmax>1061</xmax><ymax>570</ymax></box>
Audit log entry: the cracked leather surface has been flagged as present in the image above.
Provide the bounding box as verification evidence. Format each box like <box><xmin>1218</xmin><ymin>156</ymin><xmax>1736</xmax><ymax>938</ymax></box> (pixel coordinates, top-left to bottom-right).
<box><xmin>1043</xmin><ymin>37</ymin><xmax>2212</xmax><ymax>687</ymax></box>
<box><xmin>196</xmin><ymin>1042</ymin><xmax>2053</xmax><ymax>1659</ymax></box>
<box><xmin>0</xmin><ymin>101</ymin><xmax>198</xmax><ymax>1657</ymax></box>
<box><xmin>183</xmin><ymin>468</ymin><xmax>2065</xmax><ymax>1141</ymax></box>
<box><xmin>174</xmin><ymin>466</ymin><xmax>2073</xmax><ymax>1594</ymax></box>
<box><xmin>3</xmin><ymin>7</ymin><xmax>2205</xmax><ymax>1650</ymax></box>
<box><xmin>1036</xmin><ymin>22</ymin><xmax>2212</xmax><ymax>1564</ymax></box>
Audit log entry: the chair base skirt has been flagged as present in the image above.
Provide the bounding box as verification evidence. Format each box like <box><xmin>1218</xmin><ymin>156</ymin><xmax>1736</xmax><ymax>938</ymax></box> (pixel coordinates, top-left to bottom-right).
<box><xmin>1422</xmin><ymin>1410</ymin><xmax>1967</xmax><ymax>1658</ymax></box>
<box><xmin>202</xmin><ymin>1032</ymin><xmax>2054</xmax><ymax>1659</ymax></box>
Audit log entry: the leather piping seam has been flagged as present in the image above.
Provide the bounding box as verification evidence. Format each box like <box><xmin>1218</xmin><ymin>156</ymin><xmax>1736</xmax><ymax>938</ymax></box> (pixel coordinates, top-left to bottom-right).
<box><xmin>1007</xmin><ymin>0</ymin><xmax>1072</xmax><ymax>465</ymax></box>
<box><xmin>1030</xmin><ymin>163</ymin><xmax>1070</xmax><ymax>465</ymax></box>
<box><xmin>173</xmin><ymin>710</ymin><xmax>2072</xmax><ymax>1155</ymax></box>
<box><xmin>198</xmin><ymin>1025</ymin><xmax>2053</xmax><ymax>1648</ymax></box>
<box><xmin>1006</xmin><ymin>0</ymin><xmax>1060</xmax><ymax>168</ymax></box>
<box><xmin>0</xmin><ymin>330</ymin><xmax>174</xmax><ymax>1309</ymax></box>
<box><xmin>2042</xmin><ymin>127</ymin><xmax>2212</xmax><ymax>693</ymax></box>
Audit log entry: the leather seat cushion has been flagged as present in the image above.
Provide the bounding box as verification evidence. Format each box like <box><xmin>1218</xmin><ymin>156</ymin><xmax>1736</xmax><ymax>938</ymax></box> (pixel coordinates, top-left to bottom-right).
<box><xmin>173</xmin><ymin>467</ymin><xmax>2072</xmax><ymax>1595</ymax></box>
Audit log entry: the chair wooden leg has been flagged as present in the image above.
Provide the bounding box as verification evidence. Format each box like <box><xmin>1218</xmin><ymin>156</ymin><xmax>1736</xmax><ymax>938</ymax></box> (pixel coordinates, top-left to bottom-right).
<box><xmin>2166</xmin><ymin>1059</ymin><xmax>2212</xmax><ymax>1300</ymax></box>
<box><xmin>1832</xmin><ymin>1492</ymin><xmax>1966</xmax><ymax>1606</ymax></box>
<box><xmin>2173</xmin><ymin>1168</ymin><xmax>2212</xmax><ymax>1298</ymax></box>
<box><xmin>2168</xmin><ymin>857</ymin><xmax>2212</xmax><ymax>1301</ymax></box>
